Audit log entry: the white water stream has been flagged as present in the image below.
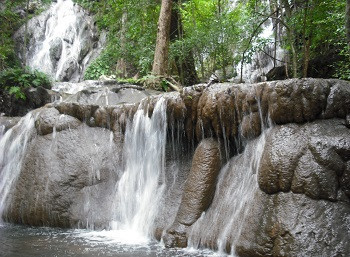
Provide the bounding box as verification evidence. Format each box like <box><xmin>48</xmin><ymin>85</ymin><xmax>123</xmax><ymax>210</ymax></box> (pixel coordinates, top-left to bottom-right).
<box><xmin>0</xmin><ymin>113</ymin><xmax>37</xmax><ymax>223</ymax></box>
<box><xmin>110</xmin><ymin>98</ymin><xmax>168</xmax><ymax>240</ymax></box>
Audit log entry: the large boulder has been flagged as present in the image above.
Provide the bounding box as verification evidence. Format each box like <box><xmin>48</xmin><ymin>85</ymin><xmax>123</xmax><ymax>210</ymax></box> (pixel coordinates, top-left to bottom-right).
<box><xmin>163</xmin><ymin>138</ymin><xmax>221</xmax><ymax>248</ymax></box>
<box><xmin>258</xmin><ymin>119</ymin><xmax>350</xmax><ymax>201</ymax></box>
<box><xmin>0</xmin><ymin>86</ymin><xmax>58</xmax><ymax>117</ymax></box>
<box><xmin>236</xmin><ymin>191</ymin><xmax>350</xmax><ymax>257</ymax></box>
<box><xmin>2</xmin><ymin>108</ymin><xmax>122</xmax><ymax>228</ymax></box>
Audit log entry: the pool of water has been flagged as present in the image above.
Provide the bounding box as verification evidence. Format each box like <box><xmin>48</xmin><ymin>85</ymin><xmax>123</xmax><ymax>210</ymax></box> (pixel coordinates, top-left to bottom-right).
<box><xmin>0</xmin><ymin>224</ymin><xmax>224</xmax><ymax>257</ymax></box>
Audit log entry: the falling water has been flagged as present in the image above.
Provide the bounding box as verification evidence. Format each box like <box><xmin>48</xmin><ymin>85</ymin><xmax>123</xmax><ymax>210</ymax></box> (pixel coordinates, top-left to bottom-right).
<box><xmin>187</xmin><ymin>126</ymin><xmax>268</xmax><ymax>255</ymax></box>
<box><xmin>110</xmin><ymin>98</ymin><xmax>168</xmax><ymax>239</ymax></box>
<box><xmin>0</xmin><ymin>112</ymin><xmax>37</xmax><ymax>223</ymax></box>
<box><xmin>19</xmin><ymin>0</ymin><xmax>102</xmax><ymax>82</ymax></box>
<box><xmin>0</xmin><ymin>125</ymin><xmax>5</xmax><ymax>141</ymax></box>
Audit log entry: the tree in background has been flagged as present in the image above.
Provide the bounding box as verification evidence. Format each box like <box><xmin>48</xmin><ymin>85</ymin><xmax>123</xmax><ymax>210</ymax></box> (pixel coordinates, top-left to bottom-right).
<box><xmin>76</xmin><ymin>0</ymin><xmax>349</xmax><ymax>83</ymax></box>
<box><xmin>346</xmin><ymin>0</ymin><xmax>350</xmax><ymax>55</ymax></box>
<box><xmin>152</xmin><ymin>0</ymin><xmax>173</xmax><ymax>76</ymax></box>
<box><xmin>169</xmin><ymin>0</ymin><xmax>198</xmax><ymax>86</ymax></box>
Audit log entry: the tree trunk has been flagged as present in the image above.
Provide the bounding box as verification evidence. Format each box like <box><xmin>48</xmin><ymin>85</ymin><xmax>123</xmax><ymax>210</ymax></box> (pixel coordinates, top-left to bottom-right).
<box><xmin>23</xmin><ymin>0</ymin><xmax>30</xmax><ymax>66</ymax></box>
<box><xmin>302</xmin><ymin>0</ymin><xmax>310</xmax><ymax>78</ymax></box>
<box><xmin>152</xmin><ymin>0</ymin><xmax>173</xmax><ymax>76</ymax></box>
<box><xmin>170</xmin><ymin>0</ymin><xmax>198</xmax><ymax>86</ymax></box>
<box><xmin>346</xmin><ymin>0</ymin><xmax>350</xmax><ymax>56</ymax></box>
<box><xmin>281</xmin><ymin>0</ymin><xmax>298</xmax><ymax>78</ymax></box>
<box><xmin>116</xmin><ymin>11</ymin><xmax>128</xmax><ymax>78</ymax></box>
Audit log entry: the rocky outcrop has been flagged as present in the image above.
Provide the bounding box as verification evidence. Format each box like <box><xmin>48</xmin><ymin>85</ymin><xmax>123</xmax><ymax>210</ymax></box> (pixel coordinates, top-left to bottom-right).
<box><xmin>0</xmin><ymin>117</ymin><xmax>22</xmax><ymax>133</ymax></box>
<box><xmin>3</xmin><ymin>119</ymin><xmax>121</xmax><ymax>228</ymax></box>
<box><xmin>258</xmin><ymin>119</ymin><xmax>350</xmax><ymax>201</ymax></box>
<box><xmin>163</xmin><ymin>138</ymin><xmax>221</xmax><ymax>248</ymax></box>
<box><xmin>51</xmin><ymin>78</ymin><xmax>350</xmax><ymax>144</ymax></box>
<box><xmin>1</xmin><ymin>78</ymin><xmax>349</xmax><ymax>256</ymax></box>
<box><xmin>235</xmin><ymin>120</ymin><xmax>350</xmax><ymax>257</ymax></box>
<box><xmin>0</xmin><ymin>86</ymin><xmax>59</xmax><ymax>117</ymax></box>
<box><xmin>236</xmin><ymin>191</ymin><xmax>350</xmax><ymax>257</ymax></box>
<box><xmin>35</xmin><ymin>107</ymin><xmax>81</xmax><ymax>135</ymax></box>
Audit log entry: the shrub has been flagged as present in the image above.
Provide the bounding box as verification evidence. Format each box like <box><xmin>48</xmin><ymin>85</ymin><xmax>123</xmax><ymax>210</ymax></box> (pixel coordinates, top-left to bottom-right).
<box><xmin>0</xmin><ymin>67</ymin><xmax>52</xmax><ymax>99</ymax></box>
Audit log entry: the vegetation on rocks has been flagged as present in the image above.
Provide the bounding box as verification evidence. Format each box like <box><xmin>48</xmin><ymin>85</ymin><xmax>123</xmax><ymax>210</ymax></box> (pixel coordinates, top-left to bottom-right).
<box><xmin>0</xmin><ymin>67</ymin><xmax>51</xmax><ymax>99</ymax></box>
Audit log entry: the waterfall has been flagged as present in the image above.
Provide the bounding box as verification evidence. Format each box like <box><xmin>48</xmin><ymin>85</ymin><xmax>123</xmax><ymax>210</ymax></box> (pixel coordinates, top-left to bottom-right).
<box><xmin>187</xmin><ymin>132</ymin><xmax>267</xmax><ymax>255</ymax></box>
<box><xmin>235</xmin><ymin>15</ymin><xmax>285</xmax><ymax>82</ymax></box>
<box><xmin>110</xmin><ymin>98</ymin><xmax>168</xmax><ymax>238</ymax></box>
<box><xmin>0</xmin><ymin>113</ymin><xmax>37</xmax><ymax>223</ymax></box>
<box><xmin>15</xmin><ymin>0</ymin><xmax>103</xmax><ymax>82</ymax></box>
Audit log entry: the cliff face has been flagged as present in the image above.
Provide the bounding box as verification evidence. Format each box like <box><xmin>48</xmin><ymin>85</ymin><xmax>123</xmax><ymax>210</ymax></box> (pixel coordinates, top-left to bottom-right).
<box><xmin>1</xmin><ymin>78</ymin><xmax>349</xmax><ymax>256</ymax></box>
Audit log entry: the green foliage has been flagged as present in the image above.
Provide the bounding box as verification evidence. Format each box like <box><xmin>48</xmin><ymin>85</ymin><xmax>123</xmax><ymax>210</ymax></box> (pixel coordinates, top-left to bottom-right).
<box><xmin>0</xmin><ymin>67</ymin><xmax>52</xmax><ymax>99</ymax></box>
<box><xmin>334</xmin><ymin>45</ymin><xmax>350</xmax><ymax>80</ymax></box>
<box><xmin>84</xmin><ymin>50</ymin><xmax>117</xmax><ymax>80</ymax></box>
<box><xmin>76</xmin><ymin>0</ymin><xmax>348</xmax><ymax>82</ymax></box>
<box><xmin>0</xmin><ymin>0</ymin><xmax>52</xmax><ymax>71</ymax></box>
<box><xmin>8</xmin><ymin>86</ymin><xmax>26</xmax><ymax>100</ymax></box>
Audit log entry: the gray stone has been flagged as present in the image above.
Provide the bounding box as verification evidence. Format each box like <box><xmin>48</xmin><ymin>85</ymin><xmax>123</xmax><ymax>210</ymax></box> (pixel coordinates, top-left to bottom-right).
<box><xmin>3</xmin><ymin>124</ymin><xmax>121</xmax><ymax>228</ymax></box>
<box><xmin>49</xmin><ymin>38</ymin><xmax>63</xmax><ymax>66</ymax></box>
<box><xmin>236</xmin><ymin>191</ymin><xmax>350</xmax><ymax>257</ymax></box>
<box><xmin>258</xmin><ymin>119</ymin><xmax>350</xmax><ymax>202</ymax></box>
<box><xmin>35</xmin><ymin>107</ymin><xmax>81</xmax><ymax>135</ymax></box>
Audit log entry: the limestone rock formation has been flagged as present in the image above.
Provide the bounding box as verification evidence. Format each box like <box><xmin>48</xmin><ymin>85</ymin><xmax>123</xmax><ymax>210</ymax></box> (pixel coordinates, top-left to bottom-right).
<box><xmin>1</xmin><ymin>78</ymin><xmax>349</xmax><ymax>256</ymax></box>
<box><xmin>3</xmin><ymin>113</ymin><xmax>121</xmax><ymax>227</ymax></box>
<box><xmin>163</xmin><ymin>138</ymin><xmax>221</xmax><ymax>248</ymax></box>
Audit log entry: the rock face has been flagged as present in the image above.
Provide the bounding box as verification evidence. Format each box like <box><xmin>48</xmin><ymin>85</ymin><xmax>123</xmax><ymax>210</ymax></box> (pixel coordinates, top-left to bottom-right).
<box><xmin>163</xmin><ymin>138</ymin><xmax>221</xmax><ymax>248</ymax></box>
<box><xmin>235</xmin><ymin>120</ymin><xmax>350</xmax><ymax>257</ymax></box>
<box><xmin>259</xmin><ymin>120</ymin><xmax>350</xmax><ymax>201</ymax></box>
<box><xmin>0</xmin><ymin>78</ymin><xmax>349</xmax><ymax>256</ymax></box>
<box><xmin>236</xmin><ymin>191</ymin><xmax>350</xmax><ymax>257</ymax></box>
<box><xmin>3</xmin><ymin>112</ymin><xmax>121</xmax><ymax>228</ymax></box>
<box><xmin>0</xmin><ymin>86</ymin><xmax>59</xmax><ymax>117</ymax></box>
<box><xmin>13</xmin><ymin>0</ymin><xmax>105</xmax><ymax>82</ymax></box>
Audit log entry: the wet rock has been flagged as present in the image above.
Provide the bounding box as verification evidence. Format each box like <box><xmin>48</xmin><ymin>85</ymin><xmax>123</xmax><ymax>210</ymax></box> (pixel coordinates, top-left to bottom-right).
<box><xmin>258</xmin><ymin>119</ymin><xmax>350</xmax><ymax>201</ymax></box>
<box><xmin>346</xmin><ymin>114</ymin><xmax>350</xmax><ymax>128</ymax></box>
<box><xmin>163</xmin><ymin>138</ymin><xmax>221</xmax><ymax>248</ymax></box>
<box><xmin>236</xmin><ymin>191</ymin><xmax>350</xmax><ymax>257</ymax></box>
<box><xmin>55</xmin><ymin>102</ymin><xmax>98</xmax><ymax>123</ymax></box>
<box><xmin>0</xmin><ymin>86</ymin><xmax>55</xmax><ymax>117</ymax></box>
<box><xmin>59</xmin><ymin>57</ymin><xmax>78</xmax><ymax>82</ymax></box>
<box><xmin>176</xmin><ymin>138</ymin><xmax>221</xmax><ymax>225</ymax></box>
<box><xmin>324</xmin><ymin>80</ymin><xmax>350</xmax><ymax>118</ymax></box>
<box><xmin>3</xmin><ymin>125</ymin><xmax>121</xmax><ymax>227</ymax></box>
<box><xmin>49</xmin><ymin>38</ymin><xmax>63</xmax><ymax>66</ymax></box>
<box><xmin>93</xmin><ymin>107</ymin><xmax>110</xmax><ymax>128</ymax></box>
<box><xmin>266</xmin><ymin>66</ymin><xmax>288</xmax><ymax>81</ymax></box>
<box><xmin>0</xmin><ymin>117</ymin><xmax>22</xmax><ymax>132</ymax></box>
<box><xmin>35</xmin><ymin>107</ymin><xmax>81</xmax><ymax>135</ymax></box>
<box><xmin>258</xmin><ymin>124</ymin><xmax>306</xmax><ymax>194</ymax></box>
<box><xmin>241</xmin><ymin>112</ymin><xmax>261</xmax><ymax>139</ymax></box>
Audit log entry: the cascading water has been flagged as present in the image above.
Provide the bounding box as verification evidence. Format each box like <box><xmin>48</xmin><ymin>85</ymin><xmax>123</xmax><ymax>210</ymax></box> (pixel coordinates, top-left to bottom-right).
<box><xmin>15</xmin><ymin>0</ymin><xmax>103</xmax><ymax>82</ymax></box>
<box><xmin>236</xmin><ymin>21</ymin><xmax>285</xmax><ymax>83</ymax></box>
<box><xmin>187</xmin><ymin>130</ymin><xmax>267</xmax><ymax>255</ymax></box>
<box><xmin>110</xmin><ymin>98</ymin><xmax>168</xmax><ymax>239</ymax></box>
<box><xmin>0</xmin><ymin>112</ymin><xmax>37</xmax><ymax>223</ymax></box>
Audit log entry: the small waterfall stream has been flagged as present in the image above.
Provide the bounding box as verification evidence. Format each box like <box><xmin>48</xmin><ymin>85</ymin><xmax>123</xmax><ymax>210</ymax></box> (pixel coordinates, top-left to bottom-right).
<box><xmin>0</xmin><ymin>113</ymin><xmax>37</xmax><ymax>223</ymax></box>
<box><xmin>110</xmin><ymin>98</ymin><xmax>168</xmax><ymax>238</ymax></box>
<box><xmin>187</xmin><ymin>132</ymin><xmax>267</xmax><ymax>255</ymax></box>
